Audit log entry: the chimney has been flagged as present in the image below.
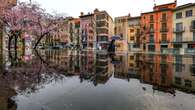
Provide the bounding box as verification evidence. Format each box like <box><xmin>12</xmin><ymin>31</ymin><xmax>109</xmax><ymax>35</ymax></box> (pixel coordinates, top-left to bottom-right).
<box><xmin>128</xmin><ymin>13</ymin><xmax>131</xmax><ymax>17</ymax></box>
<box><xmin>80</xmin><ymin>12</ymin><xmax>84</xmax><ymax>16</ymax></box>
<box><xmin>94</xmin><ymin>8</ymin><xmax>99</xmax><ymax>13</ymax></box>
<box><xmin>175</xmin><ymin>0</ymin><xmax>177</xmax><ymax>5</ymax></box>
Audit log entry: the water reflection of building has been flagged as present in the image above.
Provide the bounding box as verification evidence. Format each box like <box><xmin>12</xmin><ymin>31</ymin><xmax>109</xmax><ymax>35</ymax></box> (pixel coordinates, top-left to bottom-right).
<box><xmin>80</xmin><ymin>50</ymin><xmax>96</xmax><ymax>79</ymax></box>
<box><xmin>45</xmin><ymin>49</ymin><xmax>71</xmax><ymax>72</ymax></box>
<box><xmin>139</xmin><ymin>54</ymin><xmax>174</xmax><ymax>93</ymax></box>
<box><xmin>172</xmin><ymin>55</ymin><xmax>195</xmax><ymax>93</ymax></box>
<box><xmin>0</xmin><ymin>86</ymin><xmax>17</xmax><ymax>110</ymax></box>
<box><xmin>113</xmin><ymin>53</ymin><xmax>129</xmax><ymax>80</ymax></box>
<box><xmin>94</xmin><ymin>53</ymin><xmax>113</xmax><ymax>85</ymax></box>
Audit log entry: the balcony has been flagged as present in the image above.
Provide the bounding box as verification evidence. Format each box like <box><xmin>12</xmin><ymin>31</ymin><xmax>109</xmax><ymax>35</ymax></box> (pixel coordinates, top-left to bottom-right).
<box><xmin>173</xmin><ymin>38</ymin><xmax>183</xmax><ymax>43</ymax></box>
<box><xmin>160</xmin><ymin>28</ymin><xmax>168</xmax><ymax>33</ymax></box>
<box><xmin>161</xmin><ymin>18</ymin><xmax>168</xmax><ymax>22</ymax></box>
<box><xmin>148</xmin><ymin>39</ymin><xmax>155</xmax><ymax>43</ymax></box>
<box><xmin>160</xmin><ymin>40</ymin><xmax>169</xmax><ymax>43</ymax></box>
<box><xmin>148</xmin><ymin>28</ymin><xmax>155</xmax><ymax>33</ymax></box>
<box><xmin>173</xmin><ymin>27</ymin><xmax>185</xmax><ymax>33</ymax></box>
<box><xmin>190</xmin><ymin>25</ymin><xmax>195</xmax><ymax>32</ymax></box>
<box><xmin>149</xmin><ymin>20</ymin><xmax>154</xmax><ymax>23</ymax></box>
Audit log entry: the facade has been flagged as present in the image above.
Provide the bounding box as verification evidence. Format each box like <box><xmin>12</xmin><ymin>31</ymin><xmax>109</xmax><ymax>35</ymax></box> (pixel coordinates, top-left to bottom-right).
<box><xmin>172</xmin><ymin>55</ymin><xmax>195</xmax><ymax>92</ymax></box>
<box><xmin>114</xmin><ymin>15</ymin><xmax>130</xmax><ymax>40</ymax></box>
<box><xmin>69</xmin><ymin>18</ymin><xmax>81</xmax><ymax>48</ymax></box>
<box><xmin>114</xmin><ymin>15</ymin><xmax>130</xmax><ymax>51</ymax></box>
<box><xmin>141</xmin><ymin>2</ymin><xmax>176</xmax><ymax>52</ymax></box>
<box><xmin>139</xmin><ymin>54</ymin><xmax>173</xmax><ymax>91</ymax></box>
<box><xmin>127</xmin><ymin>16</ymin><xmax>141</xmax><ymax>51</ymax></box>
<box><xmin>80</xmin><ymin>13</ymin><xmax>96</xmax><ymax>49</ymax></box>
<box><xmin>173</xmin><ymin>3</ymin><xmax>195</xmax><ymax>54</ymax></box>
<box><xmin>46</xmin><ymin>17</ymin><xmax>71</xmax><ymax>46</ymax></box>
<box><xmin>94</xmin><ymin>9</ymin><xmax>114</xmax><ymax>50</ymax></box>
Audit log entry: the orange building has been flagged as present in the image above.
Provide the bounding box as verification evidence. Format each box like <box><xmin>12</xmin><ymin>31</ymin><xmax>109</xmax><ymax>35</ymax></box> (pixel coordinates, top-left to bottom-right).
<box><xmin>141</xmin><ymin>1</ymin><xmax>177</xmax><ymax>52</ymax></box>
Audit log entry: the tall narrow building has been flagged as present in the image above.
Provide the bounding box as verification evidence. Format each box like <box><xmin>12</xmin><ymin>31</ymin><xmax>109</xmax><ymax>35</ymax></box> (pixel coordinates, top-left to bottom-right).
<box><xmin>173</xmin><ymin>3</ymin><xmax>195</xmax><ymax>54</ymax></box>
<box><xmin>114</xmin><ymin>15</ymin><xmax>130</xmax><ymax>51</ymax></box>
<box><xmin>141</xmin><ymin>1</ymin><xmax>177</xmax><ymax>52</ymax></box>
<box><xmin>94</xmin><ymin>9</ymin><xmax>114</xmax><ymax>50</ymax></box>
<box><xmin>127</xmin><ymin>16</ymin><xmax>141</xmax><ymax>51</ymax></box>
<box><xmin>80</xmin><ymin>13</ymin><xmax>96</xmax><ymax>49</ymax></box>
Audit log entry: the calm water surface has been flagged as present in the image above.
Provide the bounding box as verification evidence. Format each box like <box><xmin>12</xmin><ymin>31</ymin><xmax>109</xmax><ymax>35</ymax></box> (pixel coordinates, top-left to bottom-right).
<box><xmin>1</xmin><ymin>49</ymin><xmax>195</xmax><ymax>110</ymax></box>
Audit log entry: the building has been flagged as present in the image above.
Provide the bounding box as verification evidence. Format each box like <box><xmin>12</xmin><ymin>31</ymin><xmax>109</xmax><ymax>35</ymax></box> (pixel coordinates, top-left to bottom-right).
<box><xmin>139</xmin><ymin>54</ymin><xmax>174</xmax><ymax>92</ymax></box>
<box><xmin>172</xmin><ymin>55</ymin><xmax>195</xmax><ymax>92</ymax></box>
<box><xmin>94</xmin><ymin>9</ymin><xmax>114</xmax><ymax>50</ymax></box>
<box><xmin>127</xmin><ymin>16</ymin><xmax>141</xmax><ymax>51</ymax></box>
<box><xmin>80</xmin><ymin>13</ymin><xmax>96</xmax><ymax>49</ymax></box>
<box><xmin>46</xmin><ymin>17</ymin><xmax>71</xmax><ymax>46</ymax></box>
<box><xmin>69</xmin><ymin>18</ymin><xmax>81</xmax><ymax>48</ymax></box>
<box><xmin>114</xmin><ymin>15</ymin><xmax>130</xmax><ymax>51</ymax></box>
<box><xmin>141</xmin><ymin>1</ymin><xmax>177</xmax><ymax>52</ymax></box>
<box><xmin>173</xmin><ymin>3</ymin><xmax>195</xmax><ymax>54</ymax></box>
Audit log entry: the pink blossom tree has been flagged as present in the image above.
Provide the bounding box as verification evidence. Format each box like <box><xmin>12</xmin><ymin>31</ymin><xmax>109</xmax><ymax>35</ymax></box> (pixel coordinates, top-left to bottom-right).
<box><xmin>0</xmin><ymin>1</ymin><xmax>67</xmax><ymax>52</ymax></box>
<box><xmin>0</xmin><ymin>2</ymin><xmax>43</xmax><ymax>59</ymax></box>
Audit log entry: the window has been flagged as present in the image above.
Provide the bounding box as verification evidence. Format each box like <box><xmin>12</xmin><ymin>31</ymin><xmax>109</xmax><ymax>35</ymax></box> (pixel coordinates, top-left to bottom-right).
<box><xmin>193</xmin><ymin>32</ymin><xmax>195</xmax><ymax>41</ymax></box>
<box><xmin>130</xmin><ymin>56</ymin><xmax>134</xmax><ymax>60</ymax></box>
<box><xmin>176</xmin><ymin>23</ymin><xmax>183</xmax><ymax>31</ymax></box>
<box><xmin>130</xmin><ymin>29</ymin><xmax>134</xmax><ymax>33</ymax></box>
<box><xmin>192</xmin><ymin>20</ymin><xmax>195</xmax><ymax>29</ymax></box>
<box><xmin>186</xmin><ymin>10</ymin><xmax>193</xmax><ymax>17</ymax></box>
<box><xmin>176</xmin><ymin>33</ymin><xmax>182</xmax><ymax>42</ymax></box>
<box><xmin>190</xmin><ymin>64</ymin><xmax>195</xmax><ymax>76</ymax></box>
<box><xmin>150</xmin><ymin>24</ymin><xmax>154</xmax><ymax>30</ymax></box>
<box><xmin>161</xmin><ymin>23</ymin><xmax>167</xmax><ymax>32</ymax></box>
<box><xmin>175</xmin><ymin>64</ymin><xmax>183</xmax><ymax>72</ymax></box>
<box><xmin>173</xmin><ymin>44</ymin><xmax>182</xmax><ymax>48</ymax></box>
<box><xmin>175</xmin><ymin>77</ymin><xmax>182</xmax><ymax>85</ymax></box>
<box><xmin>148</xmin><ymin>45</ymin><xmax>155</xmax><ymax>51</ymax></box>
<box><xmin>176</xmin><ymin>12</ymin><xmax>182</xmax><ymax>19</ymax></box>
<box><xmin>150</xmin><ymin>15</ymin><xmax>154</xmax><ymax>22</ymax></box>
<box><xmin>185</xmin><ymin>80</ymin><xmax>192</xmax><ymax>87</ymax></box>
<box><xmin>161</xmin><ymin>34</ymin><xmax>167</xmax><ymax>42</ymax></box>
<box><xmin>176</xmin><ymin>55</ymin><xmax>182</xmax><ymax>63</ymax></box>
<box><xmin>130</xmin><ymin>37</ymin><xmax>134</xmax><ymax>41</ymax></box>
<box><xmin>149</xmin><ymin>34</ymin><xmax>154</xmax><ymax>42</ymax></box>
<box><xmin>162</xmin><ymin>13</ymin><xmax>167</xmax><ymax>20</ymax></box>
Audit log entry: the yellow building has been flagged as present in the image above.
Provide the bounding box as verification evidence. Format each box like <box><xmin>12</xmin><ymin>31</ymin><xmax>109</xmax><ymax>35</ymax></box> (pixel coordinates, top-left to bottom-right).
<box><xmin>127</xmin><ymin>16</ymin><xmax>141</xmax><ymax>52</ymax></box>
<box><xmin>114</xmin><ymin>15</ymin><xmax>131</xmax><ymax>51</ymax></box>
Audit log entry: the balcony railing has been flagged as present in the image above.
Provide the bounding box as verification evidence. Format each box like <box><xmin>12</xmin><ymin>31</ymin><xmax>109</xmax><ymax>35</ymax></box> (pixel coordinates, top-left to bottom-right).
<box><xmin>148</xmin><ymin>39</ymin><xmax>155</xmax><ymax>43</ymax></box>
<box><xmin>173</xmin><ymin>27</ymin><xmax>185</xmax><ymax>33</ymax></box>
<box><xmin>173</xmin><ymin>38</ymin><xmax>183</xmax><ymax>43</ymax></box>
<box><xmin>160</xmin><ymin>28</ymin><xmax>169</xmax><ymax>32</ymax></box>
<box><xmin>161</xmin><ymin>18</ymin><xmax>168</xmax><ymax>22</ymax></box>
<box><xmin>149</xmin><ymin>19</ymin><xmax>154</xmax><ymax>23</ymax></box>
<box><xmin>190</xmin><ymin>25</ymin><xmax>195</xmax><ymax>32</ymax></box>
<box><xmin>160</xmin><ymin>40</ymin><xmax>169</xmax><ymax>43</ymax></box>
<box><xmin>148</xmin><ymin>28</ymin><xmax>155</xmax><ymax>33</ymax></box>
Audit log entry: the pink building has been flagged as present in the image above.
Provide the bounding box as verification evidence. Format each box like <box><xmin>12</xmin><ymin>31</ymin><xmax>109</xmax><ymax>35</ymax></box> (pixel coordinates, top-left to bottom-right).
<box><xmin>80</xmin><ymin>13</ymin><xmax>96</xmax><ymax>49</ymax></box>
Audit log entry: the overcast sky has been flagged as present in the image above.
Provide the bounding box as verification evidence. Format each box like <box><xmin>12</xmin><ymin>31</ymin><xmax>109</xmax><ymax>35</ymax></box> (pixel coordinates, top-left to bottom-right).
<box><xmin>19</xmin><ymin>0</ymin><xmax>195</xmax><ymax>18</ymax></box>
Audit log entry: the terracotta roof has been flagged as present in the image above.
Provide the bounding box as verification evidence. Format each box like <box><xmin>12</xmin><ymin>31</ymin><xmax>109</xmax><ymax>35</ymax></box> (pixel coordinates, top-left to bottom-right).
<box><xmin>174</xmin><ymin>3</ymin><xmax>195</xmax><ymax>11</ymax></box>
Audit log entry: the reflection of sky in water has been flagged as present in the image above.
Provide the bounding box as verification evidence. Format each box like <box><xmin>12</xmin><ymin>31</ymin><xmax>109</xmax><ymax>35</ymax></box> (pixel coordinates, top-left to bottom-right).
<box><xmin>14</xmin><ymin>76</ymin><xmax>195</xmax><ymax>110</ymax></box>
<box><xmin>1</xmin><ymin>50</ymin><xmax>195</xmax><ymax>110</ymax></box>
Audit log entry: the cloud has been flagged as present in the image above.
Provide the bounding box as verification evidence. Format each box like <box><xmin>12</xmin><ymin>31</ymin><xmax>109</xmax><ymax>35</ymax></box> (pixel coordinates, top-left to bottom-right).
<box><xmin>19</xmin><ymin>0</ymin><xmax>194</xmax><ymax>18</ymax></box>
